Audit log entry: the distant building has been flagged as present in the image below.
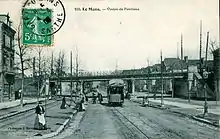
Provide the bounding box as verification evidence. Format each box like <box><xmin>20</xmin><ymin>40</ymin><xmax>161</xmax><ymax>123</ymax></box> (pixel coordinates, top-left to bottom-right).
<box><xmin>0</xmin><ymin>14</ymin><xmax>16</xmax><ymax>101</ymax></box>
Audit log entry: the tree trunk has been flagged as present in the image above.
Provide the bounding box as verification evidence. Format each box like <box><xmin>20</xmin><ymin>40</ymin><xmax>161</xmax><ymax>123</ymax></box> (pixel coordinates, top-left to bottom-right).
<box><xmin>20</xmin><ymin>72</ymin><xmax>24</xmax><ymax>107</ymax></box>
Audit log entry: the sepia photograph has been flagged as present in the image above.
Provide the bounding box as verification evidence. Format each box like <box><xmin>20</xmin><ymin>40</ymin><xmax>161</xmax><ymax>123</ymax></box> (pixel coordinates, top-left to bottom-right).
<box><xmin>0</xmin><ymin>0</ymin><xmax>219</xmax><ymax>138</ymax></box>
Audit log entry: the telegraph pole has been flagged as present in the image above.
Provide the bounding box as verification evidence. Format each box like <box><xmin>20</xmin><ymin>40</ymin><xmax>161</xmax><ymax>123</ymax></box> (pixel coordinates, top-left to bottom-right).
<box><xmin>161</xmin><ymin>50</ymin><xmax>164</xmax><ymax>106</ymax></box>
<box><xmin>70</xmin><ymin>51</ymin><xmax>73</xmax><ymax>104</ymax></box>
<box><xmin>203</xmin><ymin>31</ymin><xmax>209</xmax><ymax>116</ymax></box>
<box><xmin>181</xmin><ymin>34</ymin><xmax>183</xmax><ymax>72</ymax></box>
<box><xmin>147</xmin><ymin>59</ymin><xmax>150</xmax><ymax>105</ymax></box>
<box><xmin>199</xmin><ymin>20</ymin><xmax>203</xmax><ymax>73</ymax></box>
<box><xmin>76</xmin><ymin>46</ymin><xmax>79</xmax><ymax>97</ymax></box>
<box><xmin>51</xmin><ymin>52</ymin><xmax>53</xmax><ymax>76</ymax></box>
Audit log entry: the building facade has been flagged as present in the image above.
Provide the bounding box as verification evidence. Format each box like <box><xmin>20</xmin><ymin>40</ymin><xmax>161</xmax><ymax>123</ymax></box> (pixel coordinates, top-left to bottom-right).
<box><xmin>0</xmin><ymin>14</ymin><xmax>16</xmax><ymax>101</ymax></box>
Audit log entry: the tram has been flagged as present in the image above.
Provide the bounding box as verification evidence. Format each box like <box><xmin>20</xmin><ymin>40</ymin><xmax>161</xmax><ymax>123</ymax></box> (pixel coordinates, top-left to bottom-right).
<box><xmin>107</xmin><ymin>79</ymin><xmax>125</xmax><ymax>105</ymax></box>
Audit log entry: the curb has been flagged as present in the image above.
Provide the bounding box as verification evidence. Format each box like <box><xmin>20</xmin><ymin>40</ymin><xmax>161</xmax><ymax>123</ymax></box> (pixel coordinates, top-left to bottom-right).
<box><xmin>192</xmin><ymin>116</ymin><xmax>220</xmax><ymax>127</ymax></box>
<box><xmin>131</xmin><ymin>99</ymin><xmax>219</xmax><ymax>128</ymax></box>
<box><xmin>27</xmin><ymin>110</ymin><xmax>77</xmax><ymax>139</ymax></box>
<box><xmin>131</xmin><ymin>99</ymin><xmax>167</xmax><ymax>110</ymax></box>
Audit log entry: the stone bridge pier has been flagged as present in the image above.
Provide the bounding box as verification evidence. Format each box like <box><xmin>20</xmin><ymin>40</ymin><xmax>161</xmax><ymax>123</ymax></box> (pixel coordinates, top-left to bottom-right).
<box><xmin>127</xmin><ymin>79</ymin><xmax>135</xmax><ymax>94</ymax></box>
<box><xmin>79</xmin><ymin>81</ymin><xmax>86</xmax><ymax>95</ymax></box>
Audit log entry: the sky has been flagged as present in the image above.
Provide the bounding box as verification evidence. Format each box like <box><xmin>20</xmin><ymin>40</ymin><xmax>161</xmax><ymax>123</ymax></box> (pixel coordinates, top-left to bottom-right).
<box><xmin>0</xmin><ymin>0</ymin><xmax>219</xmax><ymax>72</ymax></box>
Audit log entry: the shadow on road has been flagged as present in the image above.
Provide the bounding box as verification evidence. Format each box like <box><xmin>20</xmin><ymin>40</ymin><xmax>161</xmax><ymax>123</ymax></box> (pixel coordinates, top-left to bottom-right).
<box><xmin>101</xmin><ymin>102</ymin><xmax>123</xmax><ymax>108</ymax></box>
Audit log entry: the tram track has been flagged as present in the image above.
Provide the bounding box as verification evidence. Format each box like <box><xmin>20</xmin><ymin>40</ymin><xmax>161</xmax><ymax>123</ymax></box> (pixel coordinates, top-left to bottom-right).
<box><xmin>110</xmin><ymin>107</ymin><xmax>150</xmax><ymax>139</ymax></box>
<box><xmin>0</xmin><ymin>100</ymin><xmax>59</xmax><ymax>129</ymax></box>
<box><xmin>114</xmin><ymin>102</ymin><xmax>189</xmax><ymax>139</ymax></box>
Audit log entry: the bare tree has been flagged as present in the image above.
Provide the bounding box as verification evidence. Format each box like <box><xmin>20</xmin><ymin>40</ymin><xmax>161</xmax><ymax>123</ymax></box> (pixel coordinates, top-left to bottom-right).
<box><xmin>210</xmin><ymin>40</ymin><xmax>220</xmax><ymax>53</ymax></box>
<box><xmin>31</xmin><ymin>47</ymin><xmax>53</xmax><ymax>100</ymax></box>
<box><xmin>15</xmin><ymin>23</ymin><xmax>33</xmax><ymax>107</ymax></box>
<box><xmin>54</xmin><ymin>50</ymin><xmax>66</xmax><ymax>95</ymax></box>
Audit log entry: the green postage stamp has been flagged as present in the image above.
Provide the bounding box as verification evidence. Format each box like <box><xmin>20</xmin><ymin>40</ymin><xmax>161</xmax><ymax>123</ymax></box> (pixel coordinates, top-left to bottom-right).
<box><xmin>22</xmin><ymin>8</ymin><xmax>52</xmax><ymax>46</ymax></box>
<box><xmin>22</xmin><ymin>0</ymin><xmax>66</xmax><ymax>47</ymax></box>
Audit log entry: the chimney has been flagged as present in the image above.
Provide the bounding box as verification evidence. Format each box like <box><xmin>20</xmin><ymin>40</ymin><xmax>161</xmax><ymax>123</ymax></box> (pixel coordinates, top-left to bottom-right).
<box><xmin>177</xmin><ymin>42</ymin><xmax>179</xmax><ymax>59</ymax></box>
<box><xmin>181</xmin><ymin>34</ymin><xmax>183</xmax><ymax>60</ymax></box>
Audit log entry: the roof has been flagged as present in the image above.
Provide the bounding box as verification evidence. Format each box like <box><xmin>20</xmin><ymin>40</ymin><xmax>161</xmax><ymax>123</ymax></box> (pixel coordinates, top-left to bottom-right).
<box><xmin>163</xmin><ymin>58</ymin><xmax>187</xmax><ymax>71</ymax></box>
<box><xmin>109</xmin><ymin>79</ymin><xmax>124</xmax><ymax>86</ymax></box>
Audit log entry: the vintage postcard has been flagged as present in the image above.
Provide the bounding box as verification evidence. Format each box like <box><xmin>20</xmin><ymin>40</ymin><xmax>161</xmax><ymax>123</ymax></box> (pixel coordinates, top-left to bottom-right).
<box><xmin>0</xmin><ymin>0</ymin><xmax>219</xmax><ymax>139</ymax></box>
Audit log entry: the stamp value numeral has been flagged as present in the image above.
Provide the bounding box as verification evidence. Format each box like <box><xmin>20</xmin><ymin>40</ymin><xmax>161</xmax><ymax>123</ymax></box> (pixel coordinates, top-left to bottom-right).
<box><xmin>23</xmin><ymin>32</ymin><xmax>51</xmax><ymax>45</ymax></box>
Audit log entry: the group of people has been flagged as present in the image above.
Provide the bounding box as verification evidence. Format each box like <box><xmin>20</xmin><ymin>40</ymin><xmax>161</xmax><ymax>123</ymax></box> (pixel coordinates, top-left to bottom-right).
<box><xmin>92</xmin><ymin>92</ymin><xmax>103</xmax><ymax>104</ymax></box>
<box><xmin>34</xmin><ymin>91</ymin><xmax>103</xmax><ymax>130</ymax></box>
<box><xmin>60</xmin><ymin>96</ymin><xmax>85</xmax><ymax>111</ymax></box>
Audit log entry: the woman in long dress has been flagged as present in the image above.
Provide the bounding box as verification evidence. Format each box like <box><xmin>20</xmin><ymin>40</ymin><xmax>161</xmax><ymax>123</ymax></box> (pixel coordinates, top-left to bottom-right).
<box><xmin>34</xmin><ymin>102</ymin><xmax>46</xmax><ymax>130</ymax></box>
<box><xmin>60</xmin><ymin>97</ymin><xmax>67</xmax><ymax>109</ymax></box>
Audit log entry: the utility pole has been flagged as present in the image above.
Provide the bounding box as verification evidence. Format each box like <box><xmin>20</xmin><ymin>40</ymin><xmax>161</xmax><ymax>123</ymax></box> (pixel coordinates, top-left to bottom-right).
<box><xmin>203</xmin><ymin>31</ymin><xmax>209</xmax><ymax>116</ymax></box>
<box><xmin>199</xmin><ymin>20</ymin><xmax>203</xmax><ymax>73</ymax></box>
<box><xmin>147</xmin><ymin>59</ymin><xmax>150</xmax><ymax>104</ymax></box>
<box><xmin>115</xmin><ymin>59</ymin><xmax>118</xmax><ymax>74</ymax></box>
<box><xmin>177</xmin><ymin>42</ymin><xmax>179</xmax><ymax>59</ymax></box>
<box><xmin>76</xmin><ymin>46</ymin><xmax>79</xmax><ymax>97</ymax></box>
<box><xmin>181</xmin><ymin>34</ymin><xmax>183</xmax><ymax>61</ymax></box>
<box><xmin>161</xmin><ymin>50</ymin><xmax>164</xmax><ymax>106</ymax></box>
<box><xmin>38</xmin><ymin>48</ymin><xmax>42</xmax><ymax>101</ymax></box>
<box><xmin>186</xmin><ymin>56</ymin><xmax>190</xmax><ymax>103</ymax></box>
<box><xmin>33</xmin><ymin>57</ymin><xmax>36</xmax><ymax>78</ymax></box>
<box><xmin>51</xmin><ymin>52</ymin><xmax>53</xmax><ymax>76</ymax></box>
<box><xmin>70</xmin><ymin>51</ymin><xmax>73</xmax><ymax>104</ymax></box>
<box><xmin>181</xmin><ymin>34</ymin><xmax>183</xmax><ymax>72</ymax></box>
<box><xmin>50</xmin><ymin>52</ymin><xmax>53</xmax><ymax>98</ymax></box>
<box><xmin>205</xmin><ymin>32</ymin><xmax>209</xmax><ymax>64</ymax></box>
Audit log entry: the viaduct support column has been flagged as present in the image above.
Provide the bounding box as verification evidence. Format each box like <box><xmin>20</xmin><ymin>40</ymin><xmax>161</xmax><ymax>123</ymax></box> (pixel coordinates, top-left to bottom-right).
<box><xmin>127</xmin><ymin>79</ymin><xmax>135</xmax><ymax>94</ymax></box>
<box><xmin>80</xmin><ymin>81</ymin><xmax>84</xmax><ymax>95</ymax></box>
<box><xmin>127</xmin><ymin>80</ymin><xmax>132</xmax><ymax>94</ymax></box>
<box><xmin>131</xmin><ymin>79</ymin><xmax>135</xmax><ymax>94</ymax></box>
<box><xmin>169</xmin><ymin>79</ymin><xmax>173</xmax><ymax>97</ymax></box>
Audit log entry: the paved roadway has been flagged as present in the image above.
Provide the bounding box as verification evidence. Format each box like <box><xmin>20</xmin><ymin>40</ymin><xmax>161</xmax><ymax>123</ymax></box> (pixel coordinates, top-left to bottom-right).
<box><xmin>56</xmin><ymin>99</ymin><xmax>220</xmax><ymax>139</ymax></box>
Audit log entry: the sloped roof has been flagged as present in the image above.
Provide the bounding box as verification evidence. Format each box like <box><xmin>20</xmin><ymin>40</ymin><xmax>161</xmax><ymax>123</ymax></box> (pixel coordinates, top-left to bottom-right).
<box><xmin>109</xmin><ymin>79</ymin><xmax>124</xmax><ymax>86</ymax></box>
<box><xmin>163</xmin><ymin>58</ymin><xmax>187</xmax><ymax>71</ymax></box>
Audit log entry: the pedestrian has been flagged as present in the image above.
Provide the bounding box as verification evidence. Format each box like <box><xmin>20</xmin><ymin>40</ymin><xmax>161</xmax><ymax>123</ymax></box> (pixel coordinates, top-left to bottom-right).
<box><xmin>34</xmin><ymin>102</ymin><xmax>46</xmax><ymax>130</ymax></box>
<box><xmin>98</xmin><ymin>93</ymin><xmax>103</xmax><ymax>104</ymax></box>
<box><xmin>85</xmin><ymin>95</ymin><xmax>88</xmax><ymax>102</ymax></box>
<box><xmin>92</xmin><ymin>92</ymin><xmax>96</xmax><ymax>104</ymax></box>
<box><xmin>81</xmin><ymin>96</ymin><xmax>85</xmax><ymax>111</ymax></box>
<box><xmin>60</xmin><ymin>96</ymin><xmax>67</xmax><ymax>109</ymax></box>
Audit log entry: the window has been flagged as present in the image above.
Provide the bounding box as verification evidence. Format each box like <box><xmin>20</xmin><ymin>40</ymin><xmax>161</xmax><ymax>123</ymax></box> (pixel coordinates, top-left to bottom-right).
<box><xmin>5</xmin><ymin>34</ymin><xmax>11</xmax><ymax>48</ymax></box>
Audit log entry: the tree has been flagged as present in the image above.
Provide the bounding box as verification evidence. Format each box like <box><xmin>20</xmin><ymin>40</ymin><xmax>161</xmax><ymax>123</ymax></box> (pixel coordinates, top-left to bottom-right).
<box><xmin>54</xmin><ymin>50</ymin><xmax>66</xmax><ymax>95</ymax></box>
<box><xmin>32</xmin><ymin>47</ymin><xmax>53</xmax><ymax>100</ymax></box>
<box><xmin>210</xmin><ymin>40</ymin><xmax>220</xmax><ymax>53</ymax></box>
<box><xmin>15</xmin><ymin>23</ymin><xmax>33</xmax><ymax>107</ymax></box>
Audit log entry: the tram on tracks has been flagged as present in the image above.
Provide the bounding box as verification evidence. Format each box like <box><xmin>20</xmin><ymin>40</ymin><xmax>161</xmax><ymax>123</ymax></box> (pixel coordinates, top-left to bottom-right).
<box><xmin>107</xmin><ymin>79</ymin><xmax>125</xmax><ymax>106</ymax></box>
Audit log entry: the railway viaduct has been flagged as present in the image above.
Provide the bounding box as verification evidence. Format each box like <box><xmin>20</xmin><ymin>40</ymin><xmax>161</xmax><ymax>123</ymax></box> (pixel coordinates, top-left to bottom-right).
<box><xmin>49</xmin><ymin>71</ymin><xmax>188</xmax><ymax>95</ymax></box>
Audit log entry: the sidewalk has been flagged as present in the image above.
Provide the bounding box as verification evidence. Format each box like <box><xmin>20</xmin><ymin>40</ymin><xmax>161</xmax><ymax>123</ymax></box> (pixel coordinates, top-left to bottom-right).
<box><xmin>131</xmin><ymin>92</ymin><xmax>220</xmax><ymax>127</ymax></box>
<box><xmin>0</xmin><ymin>99</ymin><xmax>77</xmax><ymax>139</ymax></box>
<box><xmin>0</xmin><ymin>97</ymin><xmax>45</xmax><ymax>110</ymax></box>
